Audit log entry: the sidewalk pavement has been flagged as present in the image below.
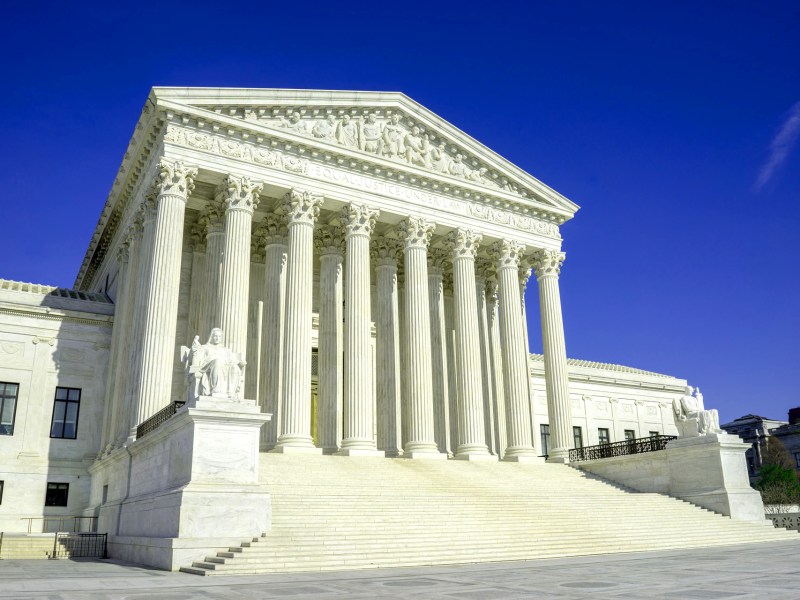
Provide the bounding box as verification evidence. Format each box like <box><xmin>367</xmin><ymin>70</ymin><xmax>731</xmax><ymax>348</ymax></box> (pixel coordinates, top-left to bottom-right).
<box><xmin>1</xmin><ymin>540</ymin><xmax>799</xmax><ymax>599</ymax></box>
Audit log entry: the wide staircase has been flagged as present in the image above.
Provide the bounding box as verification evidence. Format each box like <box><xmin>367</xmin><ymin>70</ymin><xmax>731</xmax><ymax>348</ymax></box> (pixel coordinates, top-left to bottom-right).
<box><xmin>181</xmin><ymin>454</ymin><xmax>796</xmax><ymax>575</ymax></box>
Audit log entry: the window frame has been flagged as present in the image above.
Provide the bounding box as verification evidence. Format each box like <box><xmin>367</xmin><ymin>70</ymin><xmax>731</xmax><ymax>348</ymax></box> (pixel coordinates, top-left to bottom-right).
<box><xmin>0</xmin><ymin>480</ymin><xmax>4</xmax><ymax>505</ymax></box>
<box><xmin>649</xmin><ymin>430</ymin><xmax>660</xmax><ymax>437</ymax></box>
<box><xmin>50</xmin><ymin>386</ymin><xmax>81</xmax><ymax>440</ymax></box>
<box><xmin>573</xmin><ymin>426</ymin><xmax>583</xmax><ymax>449</ymax></box>
<box><xmin>45</xmin><ymin>482</ymin><xmax>69</xmax><ymax>507</ymax></box>
<box><xmin>0</xmin><ymin>381</ymin><xmax>20</xmax><ymax>436</ymax></box>
<box><xmin>598</xmin><ymin>428</ymin><xmax>610</xmax><ymax>445</ymax></box>
<box><xmin>540</xmin><ymin>424</ymin><xmax>550</xmax><ymax>457</ymax></box>
<box><xmin>624</xmin><ymin>429</ymin><xmax>636</xmax><ymax>441</ymax></box>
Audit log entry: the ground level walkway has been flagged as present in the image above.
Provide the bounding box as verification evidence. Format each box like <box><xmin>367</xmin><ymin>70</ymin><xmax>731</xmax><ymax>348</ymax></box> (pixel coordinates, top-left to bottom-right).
<box><xmin>1</xmin><ymin>540</ymin><xmax>798</xmax><ymax>599</ymax></box>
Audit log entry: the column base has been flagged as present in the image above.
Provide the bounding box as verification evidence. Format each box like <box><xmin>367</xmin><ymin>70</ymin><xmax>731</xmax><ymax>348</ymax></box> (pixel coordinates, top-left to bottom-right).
<box><xmin>503</xmin><ymin>455</ymin><xmax>545</xmax><ymax>463</ymax></box>
<box><xmin>335</xmin><ymin>448</ymin><xmax>386</xmax><ymax>457</ymax></box>
<box><xmin>403</xmin><ymin>451</ymin><xmax>448</xmax><ymax>460</ymax></box>
<box><xmin>546</xmin><ymin>454</ymin><xmax>570</xmax><ymax>464</ymax></box>
<box><xmin>454</xmin><ymin>452</ymin><xmax>499</xmax><ymax>462</ymax></box>
<box><xmin>270</xmin><ymin>445</ymin><xmax>323</xmax><ymax>455</ymax></box>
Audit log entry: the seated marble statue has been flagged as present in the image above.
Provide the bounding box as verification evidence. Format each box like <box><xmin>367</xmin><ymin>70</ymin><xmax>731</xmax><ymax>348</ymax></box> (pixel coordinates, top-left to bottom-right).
<box><xmin>183</xmin><ymin>328</ymin><xmax>245</xmax><ymax>401</ymax></box>
<box><xmin>673</xmin><ymin>385</ymin><xmax>722</xmax><ymax>437</ymax></box>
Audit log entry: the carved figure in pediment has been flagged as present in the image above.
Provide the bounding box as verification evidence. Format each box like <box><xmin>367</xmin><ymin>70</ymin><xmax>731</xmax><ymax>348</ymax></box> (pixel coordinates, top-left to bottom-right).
<box><xmin>404</xmin><ymin>126</ymin><xmax>429</xmax><ymax>167</ymax></box>
<box><xmin>279</xmin><ymin>111</ymin><xmax>308</xmax><ymax>135</ymax></box>
<box><xmin>336</xmin><ymin>114</ymin><xmax>359</xmax><ymax>148</ymax></box>
<box><xmin>361</xmin><ymin>113</ymin><xmax>383</xmax><ymax>154</ymax></box>
<box><xmin>467</xmin><ymin>167</ymin><xmax>492</xmax><ymax>186</ymax></box>
<box><xmin>447</xmin><ymin>153</ymin><xmax>470</xmax><ymax>178</ymax></box>
<box><xmin>499</xmin><ymin>177</ymin><xmax>518</xmax><ymax>193</ymax></box>
<box><xmin>312</xmin><ymin>115</ymin><xmax>337</xmax><ymax>142</ymax></box>
<box><xmin>182</xmin><ymin>328</ymin><xmax>245</xmax><ymax>402</ymax></box>
<box><xmin>383</xmin><ymin>114</ymin><xmax>406</xmax><ymax>159</ymax></box>
<box><xmin>430</xmin><ymin>141</ymin><xmax>450</xmax><ymax>173</ymax></box>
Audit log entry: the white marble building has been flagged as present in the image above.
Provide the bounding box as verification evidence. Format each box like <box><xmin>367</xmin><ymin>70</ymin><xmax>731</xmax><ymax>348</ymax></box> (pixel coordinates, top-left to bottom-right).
<box><xmin>0</xmin><ymin>88</ymin><xmax>688</xmax><ymax>551</ymax></box>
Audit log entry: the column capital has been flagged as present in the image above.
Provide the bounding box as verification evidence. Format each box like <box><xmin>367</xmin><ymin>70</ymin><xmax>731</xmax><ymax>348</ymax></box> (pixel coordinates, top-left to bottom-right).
<box><xmin>475</xmin><ymin>257</ymin><xmax>494</xmax><ymax>282</ymax></box>
<box><xmin>140</xmin><ymin>190</ymin><xmax>158</xmax><ymax>224</ymax></box>
<box><xmin>519</xmin><ymin>260</ymin><xmax>533</xmax><ymax>291</ymax></box>
<box><xmin>490</xmin><ymin>239</ymin><xmax>526</xmax><ymax>270</ymax></box>
<box><xmin>155</xmin><ymin>159</ymin><xmax>197</xmax><ymax>198</ymax></box>
<box><xmin>201</xmin><ymin>202</ymin><xmax>226</xmax><ymax>235</ymax></box>
<box><xmin>485</xmin><ymin>277</ymin><xmax>499</xmax><ymax>304</ymax></box>
<box><xmin>531</xmin><ymin>249</ymin><xmax>566</xmax><ymax>279</ymax></box>
<box><xmin>255</xmin><ymin>212</ymin><xmax>288</xmax><ymax>246</ymax></box>
<box><xmin>216</xmin><ymin>174</ymin><xmax>263</xmax><ymax>214</ymax></box>
<box><xmin>190</xmin><ymin>219</ymin><xmax>207</xmax><ymax>252</ymax></box>
<box><xmin>282</xmin><ymin>189</ymin><xmax>323</xmax><ymax>226</ymax></box>
<box><xmin>427</xmin><ymin>248</ymin><xmax>449</xmax><ymax>275</ymax></box>
<box><xmin>446</xmin><ymin>228</ymin><xmax>482</xmax><ymax>260</ymax></box>
<box><xmin>116</xmin><ymin>238</ymin><xmax>130</xmax><ymax>265</ymax></box>
<box><xmin>341</xmin><ymin>203</ymin><xmax>379</xmax><ymax>238</ymax></box>
<box><xmin>398</xmin><ymin>216</ymin><xmax>435</xmax><ymax>250</ymax></box>
<box><xmin>314</xmin><ymin>224</ymin><xmax>345</xmax><ymax>256</ymax></box>
<box><xmin>128</xmin><ymin>214</ymin><xmax>144</xmax><ymax>242</ymax></box>
<box><xmin>250</xmin><ymin>225</ymin><xmax>266</xmax><ymax>263</ymax></box>
<box><xmin>371</xmin><ymin>237</ymin><xmax>402</xmax><ymax>266</ymax></box>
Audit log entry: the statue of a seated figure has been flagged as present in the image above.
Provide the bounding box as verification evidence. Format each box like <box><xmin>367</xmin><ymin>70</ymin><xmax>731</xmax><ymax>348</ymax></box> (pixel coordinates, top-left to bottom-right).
<box><xmin>673</xmin><ymin>385</ymin><xmax>722</xmax><ymax>437</ymax></box>
<box><xmin>182</xmin><ymin>328</ymin><xmax>245</xmax><ymax>402</ymax></box>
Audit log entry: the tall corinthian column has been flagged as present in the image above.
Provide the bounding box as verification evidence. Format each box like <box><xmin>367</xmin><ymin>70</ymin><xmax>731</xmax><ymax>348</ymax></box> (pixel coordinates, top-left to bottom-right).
<box><xmin>200</xmin><ymin>202</ymin><xmax>225</xmax><ymax>335</ymax></box>
<box><xmin>475</xmin><ymin>258</ymin><xmax>497</xmax><ymax>456</ymax></box>
<box><xmin>428</xmin><ymin>249</ymin><xmax>451</xmax><ymax>456</ymax></box>
<box><xmin>315</xmin><ymin>225</ymin><xmax>344</xmax><ymax>453</ymax></box>
<box><xmin>135</xmin><ymin>160</ymin><xmax>197</xmax><ymax>428</ymax></box>
<box><xmin>485</xmin><ymin>277</ymin><xmax>507</xmax><ymax>457</ymax></box>
<box><xmin>398</xmin><ymin>217</ymin><xmax>444</xmax><ymax>458</ymax></box>
<box><xmin>448</xmin><ymin>229</ymin><xmax>493</xmax><ymax>460</ymax></box>
<box><xmin>258</xmin><ymin>214</ymin><xmax>288</xmax><ymax>450</ymax></box>
<box><xmin>338</xmin><ymin>204</ymin><xmax>382</xmax><ymax>456</ymax></box>
<box><xmin>491</xmin><ymin>239</ymin><xmax>537</xmax><ymax>461</ymax></box>
<box><xmin>274</xmin><ymin>189</ymin><xmax>323</xmax><ymax>453</ymax></box>
<box><xmin>217</xmin><ymin>174</ymin><xmax>263</xmax><ymax>359</ymax></box>
<box><xmin>373</xmin><ymin>238</ymin><xmax>403</xmax><ymax>456</ymax></box>
<box><xmin>532</xmin><ymin>249</ymin><xmax>573</xmax><ymax>463</ymax></box>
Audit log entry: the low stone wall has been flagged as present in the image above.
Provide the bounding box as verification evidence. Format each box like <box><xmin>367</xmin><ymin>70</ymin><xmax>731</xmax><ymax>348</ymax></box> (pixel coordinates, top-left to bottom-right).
<box><xmin>574</xmin><ymin>433</ymin><xmax>770</xmax><ymax>523</ymax></box>
<box><xmin>766</xmin><ymin>512</ymin><xmax>800</xmax><ymax>531</ymax></box>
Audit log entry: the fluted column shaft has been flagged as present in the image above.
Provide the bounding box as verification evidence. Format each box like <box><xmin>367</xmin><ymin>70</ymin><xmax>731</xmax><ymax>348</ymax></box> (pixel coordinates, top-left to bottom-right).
<box><xmin>449</xmin><ymin>229</ymin><xmax>491</xmax><ymax>459</ymax></box>
<box><xmin>275</xmin><ymin>190</ymin><xmax>323</xmax><ymax>452</ymax></box>
<box><xmin>399</xmin><ymin>217</ymin><xmax>441</xmax><ymax>457</ymax></box>
<box><xmin>533</xmin><ymin>249</ymin><xmax>573</xmax><ymax>463</ymax></box>
<box><xmin>201</xmin><ymin>204</ymin><xmax>225</xmax><ymax>335</ymax></box>
<box><xmin>316</xmin><ymin>226</ymin><xmax>344</xmax><ymax>453</ymax></box>
<box><xmin>493</xmin><ymin>240</ymin><xmax>537</xmax><ymax>459</ymax></box>
<box><xmin>124</xmin><ymin>198</ymin><xmax>156</xmax><ymax>439</ymax></box>
<box><xmin>217</xmin><ymin>175</ymin><xmax>262</xmax><ymax>359</ymax></box>
<box><xmin>259</xmin><ymin>214</ymin><xmax>288</xmax><ymax>450</ymax></box>
<box><xmin>428</xmin><ymin>250</ymin><xmax>451</xmax><ymax>456</ymax></box>
<box><xmin>475</xmin><ymin>261</ymin><xmax>497</xmax><ymax>456</ymax></box>
<box><xmin>374</xmin><ymin>239</ymin><xmax>403</xmax><ymax>456</ymax></box>
<box><xmin>186</xmin><ymin>220</ymin><xmax>207</xmax><ymax>344</ymax></box>
<box><xmin>135</xmin><ymin>161</ymin><xmax>197</xmax><ymax>427</ymax></box>
<box><xmin>339</xmin><ymin>204</ymin><xmax>380</xmax><ymax>454</ymax></box>
<box><xmin>486</xmin><ymin>279</ymin><xmax>507</xmax><ymax>457</ymax></box>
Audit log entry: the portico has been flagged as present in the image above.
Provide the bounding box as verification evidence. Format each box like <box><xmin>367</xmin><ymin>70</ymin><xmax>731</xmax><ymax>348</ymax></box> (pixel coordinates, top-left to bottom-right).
<box><xmin>86</xmin><ymin>88</ymin><xmax>579</xmax><ymax>463</ymax></box>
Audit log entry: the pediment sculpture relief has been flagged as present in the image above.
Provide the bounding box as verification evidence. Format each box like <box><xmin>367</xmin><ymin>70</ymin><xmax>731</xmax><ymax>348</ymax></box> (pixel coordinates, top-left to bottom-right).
<box><xmin>235</xmin><ymin>108</ymin><xmax>528</xmax><ymax>196</ymax></box>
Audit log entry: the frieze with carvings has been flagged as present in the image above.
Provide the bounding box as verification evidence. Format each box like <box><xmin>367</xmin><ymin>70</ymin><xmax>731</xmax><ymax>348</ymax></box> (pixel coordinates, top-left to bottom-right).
<box><xmin>163</xmin><ymin>123</ymin><xmax>562</xmax><ymax>239</ymax></box>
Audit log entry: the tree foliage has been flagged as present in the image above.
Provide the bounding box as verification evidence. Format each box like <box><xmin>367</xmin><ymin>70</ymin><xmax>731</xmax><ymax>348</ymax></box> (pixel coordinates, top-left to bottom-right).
<box><xmin>757</xmin><ymin>438</ymin><xmax>800</xmax><ymax>507</ymax></box>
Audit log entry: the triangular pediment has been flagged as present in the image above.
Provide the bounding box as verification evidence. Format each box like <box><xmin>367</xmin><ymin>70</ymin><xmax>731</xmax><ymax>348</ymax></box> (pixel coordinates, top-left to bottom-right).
<box><xmin>150</xmin><ymin>88</ymin><xmax>579</xmax><ymax>219</ymax></box>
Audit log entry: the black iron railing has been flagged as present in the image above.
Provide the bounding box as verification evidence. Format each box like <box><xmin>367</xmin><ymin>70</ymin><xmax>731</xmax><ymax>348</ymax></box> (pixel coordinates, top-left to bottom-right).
<box><xmin>136</xmin><ymin>401</ymin><xmax>185</xmax><ymax>439</ymax></box>
<box><xmin>569</xmin><ymin>435</ymin><xmax>677</xmax><ymax>462</ymax></box>
<box><xmin>51</xmin><ymin>533</ymin><xmax>107</xmax><ymax>559</ymax></box>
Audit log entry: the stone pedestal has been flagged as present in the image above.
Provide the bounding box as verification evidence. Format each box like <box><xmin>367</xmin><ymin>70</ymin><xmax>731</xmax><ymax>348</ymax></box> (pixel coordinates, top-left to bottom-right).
<box><xmin>105</xmin><ymin>397</ymin><xmax>271</xmax><ymax>570</ymax></box>
<box><xmin>665</xmin><ymin>433</ymin><xmax>768</xmax><ymax>523</ymax></box>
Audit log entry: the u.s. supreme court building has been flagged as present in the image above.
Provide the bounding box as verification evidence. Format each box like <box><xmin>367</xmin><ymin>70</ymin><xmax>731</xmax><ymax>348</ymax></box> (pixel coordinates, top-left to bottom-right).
<box><xmin>0</xmin><ymin>88</ymin><xmax>788</xmax><ymax>572</ymax></box>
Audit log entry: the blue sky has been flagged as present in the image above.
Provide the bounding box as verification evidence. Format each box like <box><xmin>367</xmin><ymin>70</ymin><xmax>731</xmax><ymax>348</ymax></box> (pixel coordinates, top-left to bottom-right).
<box><xmin>1</xmin><ymin>1</ymin><xmax>798</xmax><ymax>424</ymax></box>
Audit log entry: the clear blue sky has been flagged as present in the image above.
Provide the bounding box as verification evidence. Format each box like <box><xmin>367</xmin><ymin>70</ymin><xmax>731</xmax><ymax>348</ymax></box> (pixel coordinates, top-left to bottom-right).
<box><xmin>1</xmin><ymin>1</ymin><xmax>798</xmax><ymax>424</ymax></box>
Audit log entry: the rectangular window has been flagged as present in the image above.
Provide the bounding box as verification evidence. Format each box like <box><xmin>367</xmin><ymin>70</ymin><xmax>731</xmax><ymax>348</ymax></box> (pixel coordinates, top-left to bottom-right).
<box><xmin>649</xmin><ymin>431</ymin><xmax>660</xmax><ymax>437</ymax></box>
<box><xmin>50</xmin><ymin>387</ymin><xmax>81</xmax><ymax>439</ymax></box>
<box><xmin>0</xmin><ymin>382</ymin><xmax>19</xmax><ymax>435</ymax></box>
<box><xmin>45</xmin><ymin>482</ymin><xmax>69</xmax><ymax>507</ymax></box>
<box><xmin>573</xmin><ymin>426</ymin><xmax>583</xmax><ymax>449</ymax></box>
<box><xmin>102</xmin><ymin>485</ymin><xmax>108</xmax><ymax>504</ymax></box>
<box><xmin>0</xmin><ymin>480</ymin><xmax>4</xmax><ymax>504</ymax></box>
<box><xmin>540</xmin><ymin>424</ymin><xmax>550</xmax><ymax>456</ymax></box>
<box><xmin>598</xmin><ymin>428</ymin><xmax>610</xmax><ymax>445</ymax></box>
<box><xmin>624</xmin><ymin>429</ymin><xmax>636</xmax><ymax>441</ymax></box>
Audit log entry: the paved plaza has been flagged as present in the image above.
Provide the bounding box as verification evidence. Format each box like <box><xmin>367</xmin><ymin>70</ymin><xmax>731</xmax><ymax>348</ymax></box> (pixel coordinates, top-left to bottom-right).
<box><xmin>1</xmin><ymin>540</ymin><xmax>799</xmax><ymax>599</ymax></box>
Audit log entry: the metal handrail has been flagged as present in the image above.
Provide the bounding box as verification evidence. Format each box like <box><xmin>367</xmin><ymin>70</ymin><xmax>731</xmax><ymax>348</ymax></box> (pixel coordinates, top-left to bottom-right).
<box><xmin>20</xmin><ymin>516</ymin><xmax>98</xmax><ymax>534</ymax></box>
<box><xmin>136</xmin><ymin>401</ymin><xmax>186</xmax><ymax>439</ymax></box>
<box><xmin>569</xmin><ymin>435</ymin><xmax>677</xmax><ymax>462</ymax></box>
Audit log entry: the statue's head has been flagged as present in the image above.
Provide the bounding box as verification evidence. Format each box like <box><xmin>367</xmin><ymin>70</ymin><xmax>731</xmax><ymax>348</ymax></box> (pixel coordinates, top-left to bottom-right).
<box><xmin>685</xmin><ymin>385</ymin><xmax>694</xmax><ymax>395</ymax></box>
<box><xmin>207</xmin><ymin>328</ymin><xmax>224</xmax><ymax>345</ymax></box>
